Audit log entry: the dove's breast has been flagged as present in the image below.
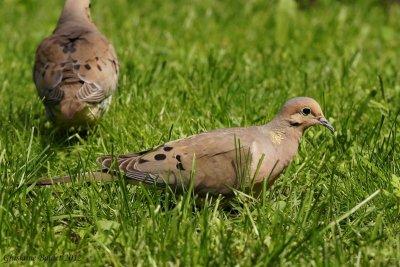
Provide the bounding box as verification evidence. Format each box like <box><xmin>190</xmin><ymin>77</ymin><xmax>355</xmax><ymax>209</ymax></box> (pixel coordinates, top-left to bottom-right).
<box><xmin>250</xmin><ymin>127</ymin><xmax>301</xmax><ymax>185</ymax></box>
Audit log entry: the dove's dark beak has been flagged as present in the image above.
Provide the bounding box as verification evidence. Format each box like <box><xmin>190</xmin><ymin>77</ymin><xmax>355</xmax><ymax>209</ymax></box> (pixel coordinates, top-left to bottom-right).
<box><xmin>318</xmin><ymin>117</ymin><xmax>335</xmax><ymax>133</ymax></box>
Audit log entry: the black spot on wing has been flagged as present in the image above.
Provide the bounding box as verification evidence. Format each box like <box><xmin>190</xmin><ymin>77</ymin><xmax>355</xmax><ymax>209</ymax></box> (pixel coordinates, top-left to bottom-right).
<box><xmin>176</xmin><ymin>162</ymin><xmax>185</xmax><ymax>171</ymax></box>
<box><xmin>163</xmin><ymin>146</ymin><xmax>173</xmax><ymax>152</ymax></box>
<box><xmin>111</xmin><ymin>59</ymin><xmax>118</xmax><ymax>74</ymax></box>
<box><xmin>176</xmin><ymin>155</ymin><xmax>181</xmax><ymax>162</ymax></box>
<box><xmin>154</xmin><ymin>154</ymin><xmax>166</xmax><ymax>161</ymax></box>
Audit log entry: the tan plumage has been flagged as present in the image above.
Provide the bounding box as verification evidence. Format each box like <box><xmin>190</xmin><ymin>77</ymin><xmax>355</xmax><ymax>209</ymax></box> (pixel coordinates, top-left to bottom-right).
<box><xmin>33</xmin><ymin>0</ymin><xmax>119</xmax><ymax>127</ymax></box>
<box><xmin>37</xmin><ymin>97</ymin><xmax>335</xmax><ymax>195</ymax></box>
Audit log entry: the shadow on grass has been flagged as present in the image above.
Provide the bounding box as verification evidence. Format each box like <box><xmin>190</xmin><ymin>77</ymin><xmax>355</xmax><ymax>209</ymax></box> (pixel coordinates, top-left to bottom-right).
<box><xmin>6</xmin><ymin>102</ymin><xmax>96</xmax><ymax>145</ymax></box>
<box><xmin>37</xmin><ymin>125</ymin><xmax>97</xmax><ymax>150</ymax></box>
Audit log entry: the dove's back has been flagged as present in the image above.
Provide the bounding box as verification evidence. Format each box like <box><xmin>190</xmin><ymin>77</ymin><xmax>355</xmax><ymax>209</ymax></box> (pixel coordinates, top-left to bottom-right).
<box><xmin>33</xmin><ymin>0</ymin><xmax>119</xmax><ymax>128</ymax></box>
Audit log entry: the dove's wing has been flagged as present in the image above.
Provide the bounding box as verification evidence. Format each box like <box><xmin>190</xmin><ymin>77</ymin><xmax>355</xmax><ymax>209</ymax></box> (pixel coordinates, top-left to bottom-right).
<box><xmin>98</xmin><ymin>127</ymin><xmax>263</xmax><ymax>195</ymax></box>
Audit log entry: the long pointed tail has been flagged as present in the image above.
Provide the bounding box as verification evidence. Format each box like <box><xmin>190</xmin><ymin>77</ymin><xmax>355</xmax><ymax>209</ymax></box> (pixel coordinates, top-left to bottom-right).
<box><xmin>35</xmin><ymin>171</ymin><xmax>116</xmax><ymax>186</ymax></box>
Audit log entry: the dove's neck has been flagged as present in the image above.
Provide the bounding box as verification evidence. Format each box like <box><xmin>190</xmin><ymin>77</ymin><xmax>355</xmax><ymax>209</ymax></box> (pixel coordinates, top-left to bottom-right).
<box><xmin>257</xmin><ymin>117</ymin><xmax>303</xmax><ymax>184</ymax></box>
<box><xmin>264</xmin><ymin>116</ymin><xmax>303</xmax><ymax>145</ymax></box>
<box><xmin>57</xmin><ymin>2</ymin><xmax>92</xmax><ymax>28</ymax></box>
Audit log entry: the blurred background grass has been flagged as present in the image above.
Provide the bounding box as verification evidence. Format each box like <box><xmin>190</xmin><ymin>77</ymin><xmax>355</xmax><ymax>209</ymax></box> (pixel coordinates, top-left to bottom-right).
<box><xmin>0</xmin><ymin>0</ymin><xmax>399</xmax><ymax>265</ymax></box>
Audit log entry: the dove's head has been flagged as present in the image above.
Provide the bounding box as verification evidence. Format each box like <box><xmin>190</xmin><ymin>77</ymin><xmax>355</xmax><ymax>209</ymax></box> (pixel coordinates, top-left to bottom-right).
<box><xmin>278</xmin><ymin>97</ymin><xmax>335</xmax><ymax>133</ymax></box>
<box><xmin>60</xmin><ymin>0</ymin><xmax>92</xmax><ymax>23</ymax></box>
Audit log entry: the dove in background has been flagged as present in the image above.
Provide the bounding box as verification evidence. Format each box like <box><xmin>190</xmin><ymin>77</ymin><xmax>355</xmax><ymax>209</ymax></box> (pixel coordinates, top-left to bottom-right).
<box><xmin>33</xmin><ymin>0</ymin><xmax>119</xmax><ymax>128</ymax></box>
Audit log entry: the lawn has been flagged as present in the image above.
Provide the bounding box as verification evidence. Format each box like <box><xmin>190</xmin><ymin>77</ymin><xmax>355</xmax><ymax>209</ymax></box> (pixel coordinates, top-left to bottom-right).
<box><xmin>0</xmin><ymin>0</ymin><xmax>399</xmax><ymax>265</ymax></box>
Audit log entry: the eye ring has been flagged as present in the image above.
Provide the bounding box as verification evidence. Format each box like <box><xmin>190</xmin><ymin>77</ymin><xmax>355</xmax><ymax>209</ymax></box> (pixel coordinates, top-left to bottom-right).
<box><xmin>301</xmin><ymin>107</ymin><xmax>311</xmax><ymax>116</ymax></box>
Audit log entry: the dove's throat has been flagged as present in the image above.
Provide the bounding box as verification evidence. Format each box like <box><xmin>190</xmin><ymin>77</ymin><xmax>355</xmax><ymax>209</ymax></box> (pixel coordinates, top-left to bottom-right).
<box><xmin>265</xmin><ymin>117</ymin><xmax>303</xmax><ymax>144</ymax></box>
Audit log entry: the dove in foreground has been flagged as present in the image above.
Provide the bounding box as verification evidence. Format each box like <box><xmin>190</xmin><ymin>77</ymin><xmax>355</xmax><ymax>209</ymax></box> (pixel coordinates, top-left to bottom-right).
<box><xmin>37</xmin><ymin>97</ymin><xmax>334</xmax><ymax>195</ymax></box>
<box><xmin>33</xmin><ymin>0</ymin><xmax>119</xmax><ymax>128</ymax></box>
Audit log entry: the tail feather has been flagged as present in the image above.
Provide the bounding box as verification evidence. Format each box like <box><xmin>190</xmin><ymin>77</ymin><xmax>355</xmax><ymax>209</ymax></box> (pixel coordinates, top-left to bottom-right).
<box><xmin>35</xmin><ymin>153</ymin><xmax>163</xmax><ymax>187</ymax></box>
<box><xmin>125</xmin><ymin>169</ymin><xmax>165</xmax><ymax>186</ymax></box>
<box><xmin>97</xmin><ymin>155</ymin><xmax>161</xmax><ymax>185</ymax></box>
<box><xmin>97</xmin><ymin>154</ymin><xmax>141</xmax><ymax>172</ymax></box>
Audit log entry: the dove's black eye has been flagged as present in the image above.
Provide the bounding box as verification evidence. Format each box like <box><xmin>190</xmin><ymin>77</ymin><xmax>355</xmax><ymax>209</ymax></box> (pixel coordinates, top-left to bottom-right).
<box><xmin>301</xmin><ymin>107</ymin><xmax>311</xmax><ymax>116</ymax></box>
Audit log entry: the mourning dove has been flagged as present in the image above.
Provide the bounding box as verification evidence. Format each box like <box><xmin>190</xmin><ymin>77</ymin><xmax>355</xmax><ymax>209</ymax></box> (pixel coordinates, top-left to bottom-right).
<box><xmin>37</xmin><ymin>97</ymin><xmax>334</xmax><ymax>195</ymax></box>
<box><xmin>33</xmin><ymin>0</ymin><xmax>119</xmax><ymax>127</ymax></box>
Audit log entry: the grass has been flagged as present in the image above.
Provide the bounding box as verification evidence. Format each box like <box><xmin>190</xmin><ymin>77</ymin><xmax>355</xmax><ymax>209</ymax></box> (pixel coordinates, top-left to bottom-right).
<box><xmin>0</xmin><ymin>0</ymin><xmax>399</xmax><ymax>265</ymax></box>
